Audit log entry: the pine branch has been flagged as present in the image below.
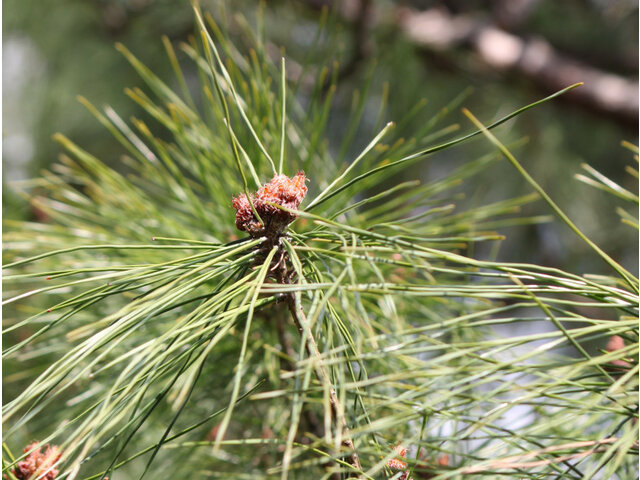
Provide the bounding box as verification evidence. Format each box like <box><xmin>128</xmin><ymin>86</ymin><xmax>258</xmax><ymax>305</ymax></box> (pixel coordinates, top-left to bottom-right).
<box><xmin>285</xmin><ymin>290</ymin><xmax>363</xmax><ymax>476</ymax></box>
<box><xmin>3</xmin><ymin>4</ymin><xmax>637</xmax><ymax>479</ymax></box>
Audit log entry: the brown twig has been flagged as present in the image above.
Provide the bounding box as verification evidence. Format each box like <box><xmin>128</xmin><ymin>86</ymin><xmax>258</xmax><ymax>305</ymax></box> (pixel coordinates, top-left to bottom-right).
<box><xmin>274</xmin><ymin>312</ymin><xmax>327</xmax><ymax>445</ymax></box>
<box><xmin>459</xmin><ymin>437</ymin><xmax>620</xmax><ymax>474</ymax></box>
<box><xmin>285</xmin><ymin>290</ymin><xmax>363</xmax><ymax>477</ymax></box>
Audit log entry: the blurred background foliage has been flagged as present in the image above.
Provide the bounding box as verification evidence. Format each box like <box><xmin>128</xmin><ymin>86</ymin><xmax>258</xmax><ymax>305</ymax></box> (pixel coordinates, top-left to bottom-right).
<box><xmin>3</xmin><ymin>0</ymin><xmax>638</xmax><ymax>273</ymax></box>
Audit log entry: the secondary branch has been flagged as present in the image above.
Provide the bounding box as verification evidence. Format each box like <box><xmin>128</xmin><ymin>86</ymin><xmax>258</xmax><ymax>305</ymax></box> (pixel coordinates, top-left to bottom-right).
<box><xmin>285</xmin><ymin>291</ymin><xmax>363</xmax><ymax>477</ymax></box>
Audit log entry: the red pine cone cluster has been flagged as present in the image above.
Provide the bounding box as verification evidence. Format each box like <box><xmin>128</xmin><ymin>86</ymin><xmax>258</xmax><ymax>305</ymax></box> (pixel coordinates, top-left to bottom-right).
<box><xmin>232</xmin><ymin>172</ymin><xmax>307</xmax><ymax>238</ymax></box>
<box><xmin>11</xmin><ymin>443</ymin><xmax>61</xmax><ymax>480</ymax></box>
<box><xmin>385</xmin><ymin>444</ymin><xmax>450</xmax><ymax>479</ymax></box>
<box><xmin>387</xmin><ymin>445</ymin><xmax>413</xmax><ymax>480</ymax></box>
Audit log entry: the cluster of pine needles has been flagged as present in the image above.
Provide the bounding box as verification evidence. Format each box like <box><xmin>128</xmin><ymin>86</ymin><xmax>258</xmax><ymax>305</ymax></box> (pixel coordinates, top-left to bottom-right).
<box><xmin>3</xmin><ymin>4</ymin><xmax>638</xmax><ymax>480</ymax></box>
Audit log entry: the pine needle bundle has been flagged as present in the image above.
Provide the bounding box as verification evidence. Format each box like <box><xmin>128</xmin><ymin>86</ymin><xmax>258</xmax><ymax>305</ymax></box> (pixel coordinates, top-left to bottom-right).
<box><xmin>4</xmin><ymin>5</ymin><xmax>638</xmax><ymax>480</ymax></box>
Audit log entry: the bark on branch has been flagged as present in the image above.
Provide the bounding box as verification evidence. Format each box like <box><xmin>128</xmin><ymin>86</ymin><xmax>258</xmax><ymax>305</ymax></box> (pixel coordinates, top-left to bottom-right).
<box><xmin>296</xmin><ymin>0</ymin><xmax>638</xmax><ymax>125</ymax></box>
<box><xmin>396</xmin><ymin>6</ymin><xmax>638</xmax><ymax>124</ymax></box>
<box><xmin>286</xmin><ymin>292</ymin><xmax>363</xmax><ymax>477</ymax></box>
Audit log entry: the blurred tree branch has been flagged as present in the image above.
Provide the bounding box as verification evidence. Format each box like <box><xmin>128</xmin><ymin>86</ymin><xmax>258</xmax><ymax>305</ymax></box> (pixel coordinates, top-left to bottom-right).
<box><xmin>397</xmin><ymin>6</ymin><xmax>638</xmax><ymax>125</ymax></box>
<box><xmin>300</xmin><ymin>1</ymin><xmax>638</xmax><ymax>125</ymax></box>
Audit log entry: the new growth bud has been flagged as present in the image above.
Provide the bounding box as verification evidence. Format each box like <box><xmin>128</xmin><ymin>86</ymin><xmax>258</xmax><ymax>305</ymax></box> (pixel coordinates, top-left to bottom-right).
<box><xmin>11</xmin><ymin>442</ymin><xmax>61</xmax><ymax>480</ymax></box>
<box><xmin>387</xmin><ymin>444</ymin><xmax>413</xmax><ymax>480</ymax></box>
<box><xmin>233</xmin><ymin>172</ymin><xmax>308</xmax><ymax>238</ymax></box>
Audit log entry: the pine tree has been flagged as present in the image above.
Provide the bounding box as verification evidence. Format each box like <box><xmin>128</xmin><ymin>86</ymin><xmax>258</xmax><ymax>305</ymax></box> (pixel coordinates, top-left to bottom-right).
<box><xmin>3</xmin><ymin>5</ymin><xmax>638</xmax><ymax>479</ymax></box>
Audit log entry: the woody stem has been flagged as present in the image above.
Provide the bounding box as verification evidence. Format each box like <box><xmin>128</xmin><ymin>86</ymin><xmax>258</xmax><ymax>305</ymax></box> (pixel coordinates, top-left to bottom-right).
<box><xmin>285</xmin><ymin>291</ymin><xmax>363</xmax><ymax>477</ymax></box>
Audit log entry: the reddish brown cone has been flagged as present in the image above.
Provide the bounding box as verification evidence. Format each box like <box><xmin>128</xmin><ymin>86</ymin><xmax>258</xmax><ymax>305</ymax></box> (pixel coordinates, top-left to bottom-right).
<box><xmin>233</xmin><ymin>172</ymin><xmax>308</xmax><ymax>238</ymax></box>
<box><xmin>12</xmin><ymin>442</ymin><xmax>61</xmax><ymax>480</ymax></box>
